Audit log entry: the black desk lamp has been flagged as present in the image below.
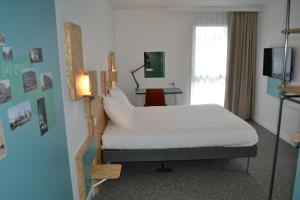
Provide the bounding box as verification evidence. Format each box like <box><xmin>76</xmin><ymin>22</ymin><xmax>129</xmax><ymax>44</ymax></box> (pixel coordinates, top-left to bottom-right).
<box><xmin>131</xmin><ymin>64</ymin><xmax>153</xmax><ymax>90</ymax></box>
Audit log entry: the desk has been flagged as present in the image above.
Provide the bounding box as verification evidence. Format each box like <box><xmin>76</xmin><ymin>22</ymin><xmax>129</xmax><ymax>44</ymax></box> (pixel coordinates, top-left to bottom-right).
<box><xmin>135</xmin><ymin>88</ymin><xmax>183</xmax><ymax>106</ymax></box>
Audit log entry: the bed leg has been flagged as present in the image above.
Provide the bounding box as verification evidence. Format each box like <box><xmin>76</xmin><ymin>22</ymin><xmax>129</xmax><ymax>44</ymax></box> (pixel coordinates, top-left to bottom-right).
<box><xmin>156</xmin><ymin>161</ymin><xmax>172</xmax><ymax>172</ymax></box>
<box><xmin>246</xmin><ymin>157</ymin><xmax>250</xmax><ymax>174</ymax></box>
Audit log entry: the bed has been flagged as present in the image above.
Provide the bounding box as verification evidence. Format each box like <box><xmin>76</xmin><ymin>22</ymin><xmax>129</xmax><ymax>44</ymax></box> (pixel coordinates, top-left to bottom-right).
<box><xmin>91</xmin><ymin>68</ymin><xmax>258</xmax><ymax>173</ymax></box>
<box><xmin>102</xmin><ymin>104</ymin><xmax>258</xmax><ymax>164</ymax></box>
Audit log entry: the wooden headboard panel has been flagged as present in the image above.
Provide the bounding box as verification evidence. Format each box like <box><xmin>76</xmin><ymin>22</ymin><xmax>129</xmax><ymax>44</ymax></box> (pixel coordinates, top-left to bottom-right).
<box><xmin>76</xmin><ymin>52</ymin><xmax>119</xmax><ymax>199</ymax></box>
<box><xmin>90</xmin><ymin>52</ymin><xmax>117</xmax><ymax>164</ymax></box>
<box><xmin>91</xmin><ymin>96</ymin><xmax>108</xmax><ymax>164</ymax></box>
<box><xmin>100</xmin><ymin>71</ymin><xmax>109</xmax><ymax>96</ymax></box>
<box><xmin>75</xmin><ymin>135</ymin><xmax>95</xmax><ymax>200</ymax></box>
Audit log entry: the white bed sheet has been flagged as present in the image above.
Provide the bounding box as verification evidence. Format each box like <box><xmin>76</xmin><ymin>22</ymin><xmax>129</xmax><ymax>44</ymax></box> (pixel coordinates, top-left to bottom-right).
<box><xmin>102</xmin><ymin>104</ymin><xmax>258</xmax><ymax>150</ymax></box>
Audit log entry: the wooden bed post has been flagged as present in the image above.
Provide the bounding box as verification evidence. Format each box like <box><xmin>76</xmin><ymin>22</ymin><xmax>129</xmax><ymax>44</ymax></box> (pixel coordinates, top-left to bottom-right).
<box><xmin>108</xmin><ymin>52</ymin><xmax>117</xmax><ymax>88</ymax></box>
<box><xmin>100</xmin><ymin>71</ymin><xmax>109</xmax><ymax>96</ymax></box>
<box><xmin>91</xmin><ymin>96</ymin><xmax>107</xmax><ymax>164</ymax></box>
<box><xmin>83</xmin><ymin>71</ymin><xmax>98</xmax><ymax>137</ymax></box>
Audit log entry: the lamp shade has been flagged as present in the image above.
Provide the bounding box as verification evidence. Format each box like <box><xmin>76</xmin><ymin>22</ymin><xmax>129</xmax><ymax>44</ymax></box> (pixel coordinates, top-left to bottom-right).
<box><xmin>76</xmin><ymin>74</ymin><xmax>91</xmax><ymax>97</ymax></box>
<box><xmin>145</xmin><ymin>66</ymin><xmax>154</xmax><ymax>72</ymax></box>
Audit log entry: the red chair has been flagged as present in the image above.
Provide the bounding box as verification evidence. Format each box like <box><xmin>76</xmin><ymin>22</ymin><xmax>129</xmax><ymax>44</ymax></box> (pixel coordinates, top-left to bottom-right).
<box><xmin>145</xmin><ymin>89</ymin><xmax>166</xmax><ymax>107</ymax></box>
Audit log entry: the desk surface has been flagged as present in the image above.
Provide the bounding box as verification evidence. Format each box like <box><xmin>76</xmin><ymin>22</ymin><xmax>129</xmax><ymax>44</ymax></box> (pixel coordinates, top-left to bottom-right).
<box><xmin>135</xmin><ymin>88</ymin><xmax>183</xmax><ymax>95</ymax></box>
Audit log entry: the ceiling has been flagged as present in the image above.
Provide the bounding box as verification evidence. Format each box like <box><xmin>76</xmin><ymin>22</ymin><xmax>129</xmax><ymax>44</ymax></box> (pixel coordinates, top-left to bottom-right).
<box><xmin>111</xmin><ymin>0</ymin><xmax>271</xmax><ymax>9</ymax></box>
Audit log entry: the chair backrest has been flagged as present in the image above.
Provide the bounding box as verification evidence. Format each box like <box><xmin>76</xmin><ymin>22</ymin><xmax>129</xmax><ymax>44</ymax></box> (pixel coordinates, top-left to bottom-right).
<box><xmin>145</xmin><ymin>88</ymin><xmax>166</xmax><ymax>106</ymax></box>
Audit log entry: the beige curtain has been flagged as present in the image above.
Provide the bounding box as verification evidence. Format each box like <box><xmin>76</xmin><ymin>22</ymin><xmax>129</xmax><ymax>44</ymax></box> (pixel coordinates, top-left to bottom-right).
<box><xmin>225</xmin><ymin>12</ymin><xmax>257</xmax><ymax>120</ymax></box>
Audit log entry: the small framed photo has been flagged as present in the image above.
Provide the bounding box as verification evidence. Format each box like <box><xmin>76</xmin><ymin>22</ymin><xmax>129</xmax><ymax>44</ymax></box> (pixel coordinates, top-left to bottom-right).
<box><xmin>29</xmin><ymin>48</ymin><xmax>43</xmax><ymax>63</ymax></box>
<box><xmin>8</xmin><ymin>101</ymin><xmax>32</xmax><ymax>131</ymax></box>
<box><xmin>40</xmin><ymin>72</ymin><xmax>53</xmax><ymax>91</ymax></box>
<box><xmin>2</xmin><ymin>46</ymin><xmax>13</xmax><ymax>60</ymax></box>
<box><xmin>0</xmin><ymin>119</ymin><xmax>7</xmax><ymax>160</ymax></box>
<box><xmin>37</xmin><ymin>97</ymin><xmax>48</xmax><ymax>136</ymax></box>
<box><xmin>0</xmin><ymin>79</ymin><xmax>12</xmax><ymax>105</ymax></box>
<box><xmin>0</xmin><ymin>34</ymin><xmax>5</xmax><ymax>45</ymax></box>
<box><xmin>22</xmin><ymin>68</ymin><xmax>37</xmax><ymax>93</ymax></box>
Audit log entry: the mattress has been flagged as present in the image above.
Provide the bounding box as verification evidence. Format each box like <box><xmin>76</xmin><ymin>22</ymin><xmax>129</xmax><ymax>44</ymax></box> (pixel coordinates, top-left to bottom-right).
<box><xmin>102</xmin><ymin>104</ymin><xmax>259</xmax><ymax>150</ymax></box>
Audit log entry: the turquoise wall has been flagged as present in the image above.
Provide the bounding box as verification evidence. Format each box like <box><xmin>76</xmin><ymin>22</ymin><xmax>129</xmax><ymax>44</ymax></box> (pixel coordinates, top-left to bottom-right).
<box><xmin>294</xmin><ymin>150</ymin><xmax>300</xmax><ymax>200</ymax></box>
<box><xmin>0</xmin><ymin>0</ymin><xmax>73</xmax><ymax>199</ymax></box>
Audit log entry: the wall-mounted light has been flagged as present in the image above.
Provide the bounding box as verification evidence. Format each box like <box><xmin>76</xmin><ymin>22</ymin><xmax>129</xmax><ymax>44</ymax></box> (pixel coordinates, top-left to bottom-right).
<box><xmin>108</xmin><ymin>52</ymin><xmax>117</xmax><ymax>88</ymax></box>
<box><xmin>111</xmin><ymin>70</ymin><xmax>117</xmax><ymax>87</ymax></box>
<box><xmin>76</xmin><ymin>74</ymin><xmax>91</xmax><ymax>97</ymax></box>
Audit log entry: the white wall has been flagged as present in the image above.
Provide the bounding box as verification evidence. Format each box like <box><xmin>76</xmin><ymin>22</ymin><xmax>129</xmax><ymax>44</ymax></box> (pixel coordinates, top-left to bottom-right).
<box><xmin>254</xmin><ymin>0</ymin><xmax>300</xmax><ymax>145</ymax></box>
<box><xmin>55</xmin><ymin>0</ymin><xmax>115</xmax><ymax>199</ymax></box>
<box><xmin>114</xmin><ymin>9</ymin><xmax>196</xmax><ymax>105</ymax></box>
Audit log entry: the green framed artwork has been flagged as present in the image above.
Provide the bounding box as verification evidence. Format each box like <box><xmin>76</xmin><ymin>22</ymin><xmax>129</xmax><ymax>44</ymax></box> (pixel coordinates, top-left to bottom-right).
<box><xmin>144</xmin><ymin>52</ymin><xmax>165</xmax><ymax>78</ymax></box>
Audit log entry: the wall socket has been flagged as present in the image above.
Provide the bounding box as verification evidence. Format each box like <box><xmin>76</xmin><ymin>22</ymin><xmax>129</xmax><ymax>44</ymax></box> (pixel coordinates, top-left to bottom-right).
<box><xmin>169</xmin><ymin>82</ymin><xmax>175</xmax><ymax>88</ymax></box>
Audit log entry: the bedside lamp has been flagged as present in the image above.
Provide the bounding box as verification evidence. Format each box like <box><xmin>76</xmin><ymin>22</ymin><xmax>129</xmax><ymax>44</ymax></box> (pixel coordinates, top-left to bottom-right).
<box><xmin>130</xmin><ymin>64</ymin><xmax>153</xmax><ymax>90</ymax></box>
<box><xmin>76</xmin><ymin>74</ymin><xmax>91</xmax><ymax>97</ymax></box>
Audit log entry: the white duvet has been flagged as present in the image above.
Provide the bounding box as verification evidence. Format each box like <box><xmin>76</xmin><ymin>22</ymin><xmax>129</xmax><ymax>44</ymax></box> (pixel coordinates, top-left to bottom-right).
<box><xmin>102</xmin><ymin>104</ymin><xmax>259</xmax><ymax>150</ymax></box>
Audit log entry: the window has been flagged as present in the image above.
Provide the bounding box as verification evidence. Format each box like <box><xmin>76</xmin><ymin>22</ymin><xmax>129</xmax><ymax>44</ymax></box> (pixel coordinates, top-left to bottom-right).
<box><xmin>190</xmin><ymin>26</ymin><xmax>228</xmax><ymax>106</ymax></box>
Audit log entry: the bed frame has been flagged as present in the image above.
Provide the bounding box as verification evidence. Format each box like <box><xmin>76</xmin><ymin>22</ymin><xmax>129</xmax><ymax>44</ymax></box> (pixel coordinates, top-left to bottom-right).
<box><xmin>91</xmin><ymin>54</ymin><xmax>257</xmax><ymax>174</ymax></box>
<box><xmin>103</xmin><ymin>146</ymin><xmax>257</xmax><ymax>163</ymax></box>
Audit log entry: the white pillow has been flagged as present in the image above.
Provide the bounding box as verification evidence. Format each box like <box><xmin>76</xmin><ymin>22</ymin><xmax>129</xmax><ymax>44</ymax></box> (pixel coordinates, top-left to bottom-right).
<box><xmin>103</xmin><ymin>95</ymin><xmax>134</xmax><ymax>129</ymax></box>
<box><xmin>110</xmin><ymin>86</ymin><xmax>134</xmax><ymax>113</ymax></box>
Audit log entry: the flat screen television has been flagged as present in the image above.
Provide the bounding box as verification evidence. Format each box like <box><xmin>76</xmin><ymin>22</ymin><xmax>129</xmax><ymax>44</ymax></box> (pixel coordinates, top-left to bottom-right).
<box><xmin>263</xmin><ymin>47</ymin><xmax>294</xmax><ymax>81</ymax></box>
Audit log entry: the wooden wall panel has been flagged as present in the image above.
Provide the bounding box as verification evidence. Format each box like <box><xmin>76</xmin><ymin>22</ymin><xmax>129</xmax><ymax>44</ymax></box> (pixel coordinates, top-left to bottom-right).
<box><xmin>64</xmin><ymin>22</ymin><xmax>84</xmax><ymax>101</ymax></box>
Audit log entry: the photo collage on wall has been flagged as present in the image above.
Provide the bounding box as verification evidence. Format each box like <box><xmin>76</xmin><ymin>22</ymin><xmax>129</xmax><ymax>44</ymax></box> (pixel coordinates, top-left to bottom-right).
<box><xmin>0</xmin><ymin>33</ymin><xmax>56</xmax><ymax>159</ymax></box>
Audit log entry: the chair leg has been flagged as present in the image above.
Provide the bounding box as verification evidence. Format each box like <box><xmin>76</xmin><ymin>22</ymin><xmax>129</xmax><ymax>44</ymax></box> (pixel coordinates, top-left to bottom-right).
<box><xmin>246</xmin><ymin>157</ymin><xmax>250</xmax><ymax>174</ymax></box>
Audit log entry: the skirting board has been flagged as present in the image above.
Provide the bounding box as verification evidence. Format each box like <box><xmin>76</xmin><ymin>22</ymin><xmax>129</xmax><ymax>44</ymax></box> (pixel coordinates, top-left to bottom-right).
<box><xmin>253</xmin><ymin>117</ymin><xmax>296</xmax><ymax>147</ymax></box>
